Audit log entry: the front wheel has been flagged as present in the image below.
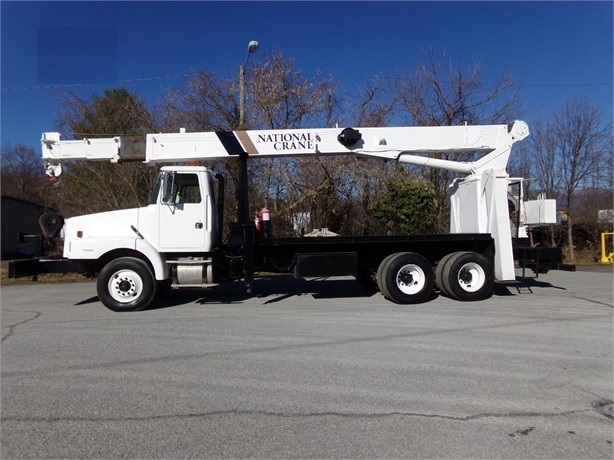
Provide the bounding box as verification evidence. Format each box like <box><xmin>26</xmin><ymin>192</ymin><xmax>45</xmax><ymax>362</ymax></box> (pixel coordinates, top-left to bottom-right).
<box><xmin>97</xmin><ymin>257</ymin><xmax>157</xmax><ymax>312</ymax></box>
<box><xmin>441</xmin><ymin>251</ymin><xmax>494</xmax><ymax>301</ymax></box>
<box><xmin>381</xmin><ymin>252</ymin><xmax>434</xmax><ymax>304</ymax></box>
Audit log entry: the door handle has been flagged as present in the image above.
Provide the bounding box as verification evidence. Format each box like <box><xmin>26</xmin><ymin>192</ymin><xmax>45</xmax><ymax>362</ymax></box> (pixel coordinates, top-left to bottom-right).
<box><xmin>195</xmin><ymin>222</ymin><xmax>203</xmax><ymax>229</ymax></box>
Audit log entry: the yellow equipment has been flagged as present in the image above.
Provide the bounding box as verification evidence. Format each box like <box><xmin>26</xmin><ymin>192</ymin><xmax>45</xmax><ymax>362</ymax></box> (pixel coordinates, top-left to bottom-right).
<box><xmin>599</xmin><ymin>232</ymin><xmax>614</xmax><ymax>264</ymax></box>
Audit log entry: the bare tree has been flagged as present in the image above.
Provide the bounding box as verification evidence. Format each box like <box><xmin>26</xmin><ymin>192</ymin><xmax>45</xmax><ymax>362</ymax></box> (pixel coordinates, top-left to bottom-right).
<box><xmin>395</xmin><ymin>50</ymin><xmax>521</xmax><ymax>231</ymax></box>
<box><xmin>0</xmin><ymin>144</ymin><xmax>50</xmax><ymax>205</ymax></box>
<box><xmin>526</xmin><ymin>119</ymin><xmax>563</xmax><ymax>201</ymax></box>
<box><xmin>247</xmin><ymin>53</ymin><xmax>349</xmax><ymax>234</ymax></box>
<box><xmin>55</xmin><ymin>88</ymin><xmax>159</xmax><ymax>216</ymax></box>
<box><xmin>163</xmin><ymin>70</ymin><xmax>238</xmax><ymax>132</ymax></box>
<box><xmin>58</xmin><ymin>88</ymin><xmax>157</xmax><ymax>137</ymax></box>
<box><xmin>550</xmin><ymin>97</ymin><xmax>613</xmax><ymax>261</ymax></box>
<box><xmin>330</xmin><ymin>79</ymin><xmax>399</xmax><ymax>234</ymax></box>
<box><xmin>348</xmin><ymin>78</ymin><xmax>397</xmax><ymax>127</ymax></box>
<box><xmin>161</xmin><ymin>53</ymin><xmax>346</xmax><ymax>234</ymax></box>
<box><xmin>162</xmin><ymin>69</ymin><xmax>245</xmax><ymax>223</ymax></box>
<box><xmin>159</xmin><ymin>52</ymin><xmax>412</xmax><ymax>236</ymax></box>
<box><xmin>250</xmin><ymin>53</ymin><xmax>334</xmax><ymax>130</ymax></box>
<box><xmin>513</xmin><ymin>118</ymin><xmax>565</xmax><ymax>247</ymax></box>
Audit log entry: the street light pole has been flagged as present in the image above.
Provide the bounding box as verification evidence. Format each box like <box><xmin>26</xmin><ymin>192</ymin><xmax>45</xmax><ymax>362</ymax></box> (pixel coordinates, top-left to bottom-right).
<box><xmin>239</xmin><ymin>40</ymin><xmax>259</xmax><ymax>129</ymax></box>
<box><xmin>237</xmin><ymin>40</ymin><xmax>259</xmax><ymax>294</ymax></box>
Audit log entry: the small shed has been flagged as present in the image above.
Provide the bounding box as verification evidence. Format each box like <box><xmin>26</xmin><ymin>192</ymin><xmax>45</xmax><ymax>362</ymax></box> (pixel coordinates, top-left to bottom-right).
<box><xmin>1</xmin><ymin>196</ymin><xmax>50</xmax><ymax>259</ymax></box>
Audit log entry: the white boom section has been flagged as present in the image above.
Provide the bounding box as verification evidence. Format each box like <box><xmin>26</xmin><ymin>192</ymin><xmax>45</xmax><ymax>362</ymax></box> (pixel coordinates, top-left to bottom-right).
<box><xmin>41</xmin><ymin>132</ymin><xmax>146</xmax><ymax>162</ymax></box>
<box><xmin>42</xmin><ymin>121</ymin><xmax>528</xmax><ymax>175</ymax></box>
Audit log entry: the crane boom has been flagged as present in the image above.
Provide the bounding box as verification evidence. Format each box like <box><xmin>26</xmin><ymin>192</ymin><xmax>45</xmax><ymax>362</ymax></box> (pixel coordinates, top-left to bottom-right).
<box><xmin>42</xmin><ymin>121</ymin><xmax>529</xmax><ymax>175</ymax></box>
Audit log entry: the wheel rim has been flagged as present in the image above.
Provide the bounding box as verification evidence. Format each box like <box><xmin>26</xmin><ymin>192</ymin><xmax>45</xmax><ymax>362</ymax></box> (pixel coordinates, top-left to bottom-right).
<box><xmin>396</xmin><ymin>264</ymin><xmax>426</xmax><ymax>295</ymax></box>
<box><xmin>107</xmin><ymin>269</ymin><xmax>144</xmax><ymax>303</ymax></box>
<box><xmin>457</xmin><ymin>262</ymin><xmax>486</xmax><ymax>293</ymax></box>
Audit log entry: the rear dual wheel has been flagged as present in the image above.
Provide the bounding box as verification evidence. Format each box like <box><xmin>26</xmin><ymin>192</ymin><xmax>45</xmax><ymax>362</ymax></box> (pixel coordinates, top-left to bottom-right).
<box><xmin>377</xmin><ymin>252</ymin><xmax>434</xmax><ymax>304</ymax></box>
<box><xmin>436</xmin><ymin>251</ymin><xmax>494</xmax><ymax>301</ymax></box>
<box><xmin>376</xmin><ymin>253</ymin><xmax>397</xmax><ymax>299</ymax></box>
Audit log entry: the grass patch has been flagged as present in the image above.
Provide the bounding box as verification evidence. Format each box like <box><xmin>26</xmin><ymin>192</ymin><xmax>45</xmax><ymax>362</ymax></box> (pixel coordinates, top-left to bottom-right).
<box><xmin>562</xmin><ymin>248</ymin><xmax>606</xmax><ymax>265</ymax></box>
<box><xmin>0</xmin><ymin>266</ymin><xmax>92</xmax><ymax>286</ymax></box>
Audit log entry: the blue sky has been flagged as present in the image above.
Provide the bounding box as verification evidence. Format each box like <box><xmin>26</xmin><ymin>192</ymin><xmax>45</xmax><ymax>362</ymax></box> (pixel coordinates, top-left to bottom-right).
<box><xmin>1</xmin><ymin>1</ymin><xmax>612</xmax><ymax>150</ymax></box>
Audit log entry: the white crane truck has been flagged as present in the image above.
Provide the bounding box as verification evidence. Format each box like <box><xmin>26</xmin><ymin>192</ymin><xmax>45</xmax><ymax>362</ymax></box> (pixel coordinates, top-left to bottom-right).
<box><xmin>9</xmin><ymin>121</ymin><xmax>563</xmax><ymax>311</ymax></box>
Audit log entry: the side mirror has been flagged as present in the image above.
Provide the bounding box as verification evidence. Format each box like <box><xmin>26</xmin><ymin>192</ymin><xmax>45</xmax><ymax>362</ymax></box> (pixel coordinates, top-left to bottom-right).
<box><xmin>161</xmin><ymin>171</ymin><xmax>176</xmax><ymax>205</ymax></box>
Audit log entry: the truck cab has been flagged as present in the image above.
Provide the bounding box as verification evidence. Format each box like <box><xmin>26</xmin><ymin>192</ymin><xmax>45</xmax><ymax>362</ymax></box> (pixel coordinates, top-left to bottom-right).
<box><xmin>63</xmin><ymin>166</ymin><xmax>219</xmax><ymax>260</ymax></box>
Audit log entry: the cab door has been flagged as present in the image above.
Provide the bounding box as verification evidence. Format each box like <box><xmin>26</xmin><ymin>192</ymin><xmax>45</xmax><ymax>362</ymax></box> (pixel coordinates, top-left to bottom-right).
<box><xmin>158</xmin><ymin>172</ymin><xmax>207</xmax><ymax>250</ymax></box>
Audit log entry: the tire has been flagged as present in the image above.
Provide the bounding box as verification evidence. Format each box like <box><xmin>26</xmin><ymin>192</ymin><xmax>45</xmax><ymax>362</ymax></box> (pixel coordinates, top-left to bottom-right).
<box><xmin>435</xmin><ymin>253</ymin><xmax>456</xmax><ymax>298</ymax></box>
<box><xmin>381</xmin><ymin>252</ymin><xmax>434</xmax><ymax>304</ymax></box>
<box><xmin>97</xmin><ymin>257</ymin><xmax>157</xmax><ymax>312</ymax></box>
<box><xmin>441</xmin><ymin>251</ymin><xmax>494</xmax><ymax>302</ymax></box>
<box><xmin>376</xmin><ymin>253</ymin><xmax>397</xmax><ymax>299</ymax></box>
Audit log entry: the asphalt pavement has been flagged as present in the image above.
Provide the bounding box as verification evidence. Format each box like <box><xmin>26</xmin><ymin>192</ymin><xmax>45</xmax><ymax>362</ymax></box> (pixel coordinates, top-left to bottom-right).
<box><xmin>1</xmin><ymin>267</ymin><xmax>613</xmax><ymax>459</ymax></box>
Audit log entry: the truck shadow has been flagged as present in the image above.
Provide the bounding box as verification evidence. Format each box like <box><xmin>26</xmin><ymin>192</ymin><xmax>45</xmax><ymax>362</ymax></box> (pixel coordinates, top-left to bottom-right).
<box><xmin>78</xmin><ymin>275</ymin><xmax>568</xmax><ymax>310</ymax></box>
<box><xmin>493</xmin><ymin>276</ymin><xmax>566</xmax><ymax>297</ymax></box>
<box><xmin>257</xmin><ymin>276</ymin><xmax>379</xmax><ymax>304</ymax></box>
<box><xmin>147</xmin><ymin>275</ymin><xmax>377</xmax><ymax>310</ymax></box>
<box><xmin>73</xmin><ymin>276</ymin><xmax>377</xmax><ymax>311</ymax></box>
<box><xmin>200</xmin><ymin>276</ymin><xmax>377</xmax><ymax>306</ymax></box>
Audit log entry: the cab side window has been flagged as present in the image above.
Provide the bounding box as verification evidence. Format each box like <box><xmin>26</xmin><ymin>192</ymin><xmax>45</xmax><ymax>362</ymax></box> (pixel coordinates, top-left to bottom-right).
<box><xmin>174</xmin><ymin>174</ymin><xmax>201</xmax><ymax>204</ymax></box>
